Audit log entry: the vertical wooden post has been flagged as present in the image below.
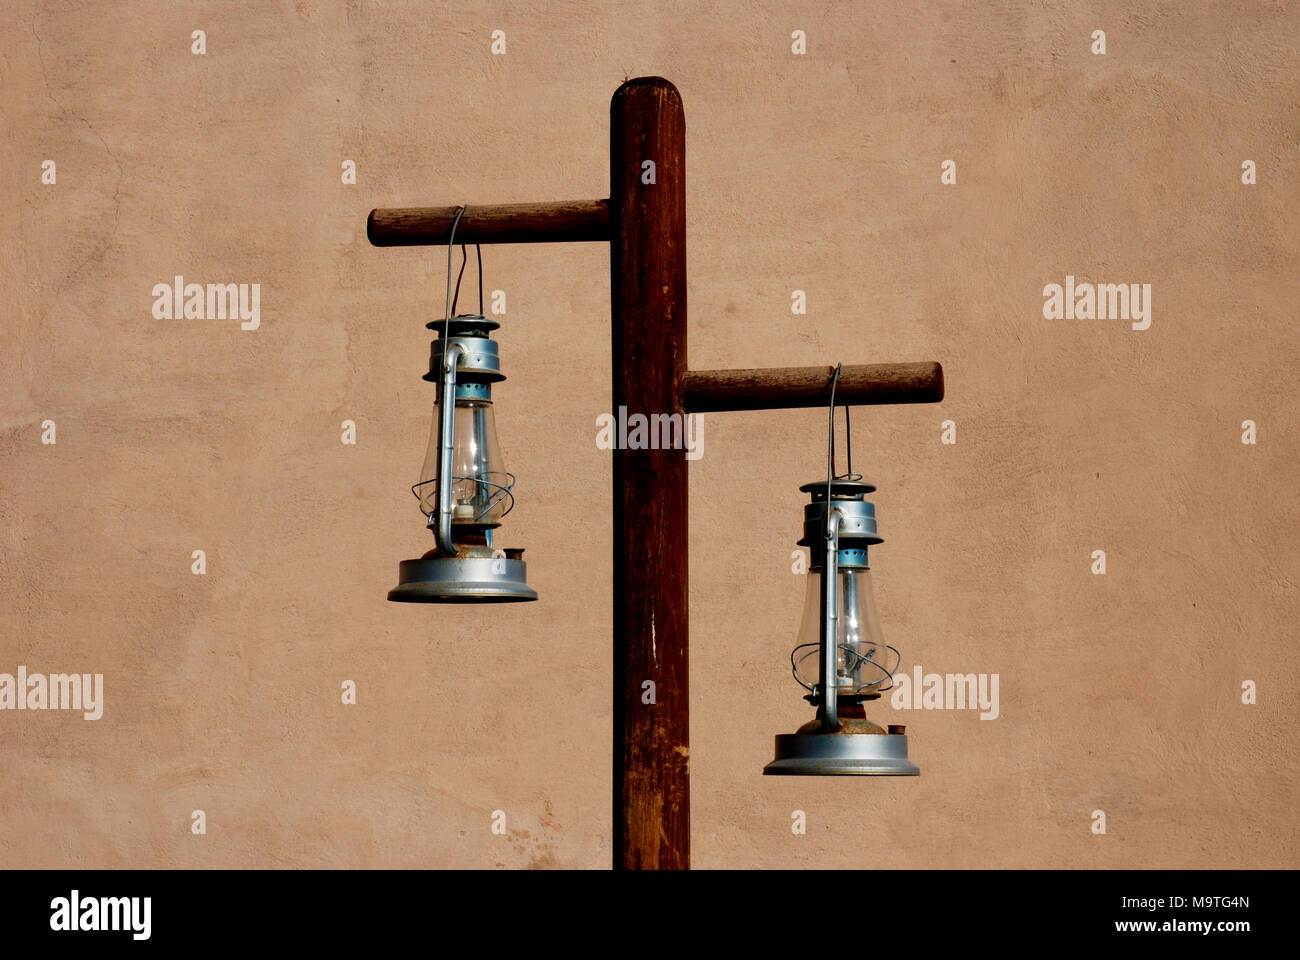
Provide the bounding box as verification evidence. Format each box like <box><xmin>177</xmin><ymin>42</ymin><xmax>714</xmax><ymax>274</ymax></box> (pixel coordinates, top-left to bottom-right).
<box><xmin>610</xmin><ymin>77</ymin><xmax>689</xmax><ymax>869</ymax></box>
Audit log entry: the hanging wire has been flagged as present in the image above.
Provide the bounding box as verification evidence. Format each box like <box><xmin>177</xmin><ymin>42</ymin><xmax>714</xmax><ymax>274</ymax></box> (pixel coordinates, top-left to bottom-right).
<box><xmin>442</xmin><ymin>206</ymin><xmax>467</xmax><ymax>336</ymax></box>
<box><xmin>449</xmin><ymin>243</ymin><xmax>485</xmax><ymax>317</ymax></box>
<box><xmin>451</xmin><ymin>245</ymin><xmax>468</xmax><ymax>315</ymax></box>
<box><xmin>840</xmin><ymin>407</ymin><xmax>861</xmax><ymax>480</ymax></box>
<box><xmin>825</xmin><ymin>363</ymin><xmax>862</xmax><ymax>485</ymax></box>
<box><xmin>825</xmin><ymin>363</ymin><xmax>842</xmax><ymax>507</ymax></box>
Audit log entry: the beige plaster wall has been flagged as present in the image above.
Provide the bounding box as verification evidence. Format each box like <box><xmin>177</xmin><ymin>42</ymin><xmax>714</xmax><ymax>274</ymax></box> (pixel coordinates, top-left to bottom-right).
<box><xmin>1</xmin><ymin>0</ymin><xmax>1297</xmax><ymax>868</ymax></box>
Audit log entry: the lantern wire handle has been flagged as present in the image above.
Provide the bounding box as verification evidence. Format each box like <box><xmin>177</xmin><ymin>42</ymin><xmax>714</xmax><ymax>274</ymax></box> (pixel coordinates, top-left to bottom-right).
<box><xmin>826</xmin><ymin>364</ymin><xmax>862</xmax><ymax>484</ymax></box>
<box><xmin>450</xmin><ymin>243</ymin><xmax>485</xmax><ymax>317</ymax></box>
<box><xmin>443</xmin><ymin>206</ymin><xmax>467</xmax><ymax>325</ymax></box>
<box><xmin>826</xmin><ymin>362</ymin><xmax>841</xmax><ymax>499</ymax></box>
<box><xmin>451</xmin><ymin>246</ymin><xmax>468</xmax><ymax>312</ymax></box>
<box><xmin>840</xmin><ymin>408</ymin><xmax>860</xmax><ymax>480</ymax></box>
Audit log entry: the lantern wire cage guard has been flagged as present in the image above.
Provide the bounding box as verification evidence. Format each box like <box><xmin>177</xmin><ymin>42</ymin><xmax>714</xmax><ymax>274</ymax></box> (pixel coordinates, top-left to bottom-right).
<box><xmin>789</xmin><ymin>640</ymin><xmax>900</xmax><ymax>695</ymax></box>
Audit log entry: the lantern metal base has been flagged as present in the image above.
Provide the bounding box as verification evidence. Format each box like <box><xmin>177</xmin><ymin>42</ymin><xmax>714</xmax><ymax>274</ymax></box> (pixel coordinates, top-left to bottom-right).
<box><xmin>763</xmin><ymin>728</ymin><xmax>919</xmax><ymax>776</ymax></box>
<box><xmin>388</xmin><ymin>556</ymin><xmax>538</xmax><ymax>603</ymax></box>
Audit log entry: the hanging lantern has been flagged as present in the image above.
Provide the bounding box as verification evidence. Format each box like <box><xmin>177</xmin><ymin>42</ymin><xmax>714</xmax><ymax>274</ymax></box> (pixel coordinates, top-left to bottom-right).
<box><xmin>764</xmin><ymin>371</ymin><xmax>917</xmax><ymax>775</ymax></box>
<box><xmin>388</xmin><ymin>214</ymin><xmax>537</xmax><ymax>603</ymax></box>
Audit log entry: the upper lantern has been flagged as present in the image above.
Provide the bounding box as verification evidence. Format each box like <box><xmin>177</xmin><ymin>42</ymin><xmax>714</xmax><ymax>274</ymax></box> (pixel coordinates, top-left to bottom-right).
<box><xmin>387</xmin><ymin>310</ymin><xmax>537</xmax><ymax>603</ymax></box>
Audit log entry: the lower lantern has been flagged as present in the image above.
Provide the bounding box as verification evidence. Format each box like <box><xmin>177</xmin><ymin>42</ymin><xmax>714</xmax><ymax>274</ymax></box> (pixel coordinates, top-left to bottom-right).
<box><xmin>764</xmin><ymin>480</ymin><xmax>918</xmax><ymax>775</ymax></box>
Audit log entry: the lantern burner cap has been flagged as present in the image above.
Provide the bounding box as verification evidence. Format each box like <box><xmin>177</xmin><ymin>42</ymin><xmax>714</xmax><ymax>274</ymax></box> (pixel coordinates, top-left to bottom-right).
<box><xmin>799</xmin><ymin>479</ymin><xmax>876</xmax><ymax>499</ymax></box>
<box><xmin>426</xmin><ymin>313</ymin><xmax>500</xmax><ymax>335</ymax></box>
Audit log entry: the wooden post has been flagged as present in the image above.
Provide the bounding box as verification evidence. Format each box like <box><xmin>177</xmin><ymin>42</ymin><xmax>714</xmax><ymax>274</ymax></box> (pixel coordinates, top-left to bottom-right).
<box><xmin>366</xmin><ymin>75</ymin><xmax>945</xmax><ymax>871</ymax></box>
<box><xmin>610</xmin><ymin>77</ymin><xmax>689</xmax><ymax>870</ymax></box>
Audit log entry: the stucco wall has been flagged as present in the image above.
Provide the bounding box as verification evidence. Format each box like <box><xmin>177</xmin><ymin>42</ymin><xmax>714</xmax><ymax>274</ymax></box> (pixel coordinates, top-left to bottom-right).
<box><xmin>2</xmin><ymin>0</ymin><xmax>1296</xmax><ymax>868</ymax></box>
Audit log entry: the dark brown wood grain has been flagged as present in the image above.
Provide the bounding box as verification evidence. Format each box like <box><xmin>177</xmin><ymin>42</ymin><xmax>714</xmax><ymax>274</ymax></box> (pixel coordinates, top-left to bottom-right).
<box><xmin>680</xmin><ymin>362</ymin><xmax>944</xmax><ymax>412</ymax></box>
<box><xmin>610</xmin><ymin>77</ymin><xmax>690</xmax><ymax>870</ymax></box>
<box><xmin>367</xmin><ymin>200</ymin><xmax>610</xmax><ymax>246</ymax></box>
